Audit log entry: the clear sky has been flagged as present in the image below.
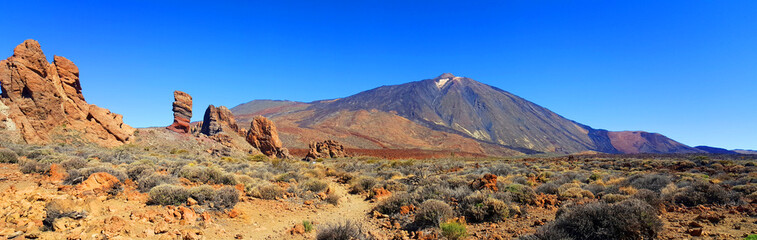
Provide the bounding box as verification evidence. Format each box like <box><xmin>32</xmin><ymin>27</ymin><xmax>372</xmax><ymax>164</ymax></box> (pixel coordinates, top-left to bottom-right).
<box><xmin>1</xmin><ymin>1</ymin><xmax>755</xmax><ymax>149</ymax></box>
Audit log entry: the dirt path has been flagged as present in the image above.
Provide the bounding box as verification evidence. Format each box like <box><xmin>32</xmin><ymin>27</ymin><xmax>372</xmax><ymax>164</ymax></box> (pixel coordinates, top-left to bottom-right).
<box><xmin>208</xmin><ymin>178</ymin><xmax>378</xmax><ymax>239</ymax></box>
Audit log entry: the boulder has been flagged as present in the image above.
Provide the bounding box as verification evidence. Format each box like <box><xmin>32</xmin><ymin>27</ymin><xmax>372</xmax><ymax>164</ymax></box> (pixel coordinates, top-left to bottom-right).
<box><xmin>304</xmin><ymin>139</ymin><xmax>349</xmax><ymax>161</ymax></box>
<box><xmin>245</xmin><ymin>115</ymin><xmax>291</xmax><ymax>159</ymax></box>
<box><xmin>77</xmin><ymin>172</ymin><xmax>120</xmax><ymax>194</ymax></box>
<box><xmin>0</xmin><ymin>39</ymin><xmax>134</xmax><ymax>147</ymax></box>
<box><xmin>166</xmin><ymin>91</ymin><xmax>192</xmax><ymax>133</ymax></box>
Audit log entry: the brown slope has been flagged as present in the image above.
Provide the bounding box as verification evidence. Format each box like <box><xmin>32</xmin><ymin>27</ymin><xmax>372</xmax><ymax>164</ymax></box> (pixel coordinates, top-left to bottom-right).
<box><xmin>233</xmin><ymin>102</ymin><xmax>520</xmax><ymax>157</ymax></box>
<box><xmin>607</xmin><ymin>131</ymin><xmax>701</xmax><ymax>154</ymax></box>
<box><xmin>231</xmin><ymin>74</ymin><xmax>700</xmax><ymax>156</ymax></box>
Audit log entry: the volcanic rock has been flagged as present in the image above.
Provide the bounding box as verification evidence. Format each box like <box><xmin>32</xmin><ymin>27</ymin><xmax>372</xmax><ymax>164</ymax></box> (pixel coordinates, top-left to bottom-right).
<box><xmin>200</xmin><ymin>105</ymin><xmax>239</xmax><ymax>136</ymax></box>
<box><xmin>166</xmin><ymin>91</ymin><xmax>192</xmax><ymax>133</ymax></box>
<box><xmin>0</xmin><ymin>39</ymin><xmax>134</xmax><ymax>147</ymax></box>
<box><xmin>304</xmin><ymin>139</ymin><xmax>349</xmax><ymax>161</ymax></box>
<box><xmin>246</xmin><ymin>115</ymin><xmax>291</xmax><ymax>158</ymax></box>
<box><xmin>77</xmin><ymin>172</ymin><xmax>120</xmax><ymax>194</ymax></box>
<box><xmin>470</xmin><ymin>173</ymin><xmax>498</xmax><ymax>191</ymax></box>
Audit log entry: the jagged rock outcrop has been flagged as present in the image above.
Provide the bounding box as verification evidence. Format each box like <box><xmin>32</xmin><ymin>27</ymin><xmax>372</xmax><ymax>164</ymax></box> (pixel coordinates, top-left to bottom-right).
<box><xmin>166</xmin><ymin>91</ymin><xmax>192</xmax><ymax>133</ymax></box>
<box><xmin>304</xmin><ymin>139</ymin><xmax>349</xmax><ymax>161</ymax></box>
<box><xmin>197</xmin><ymin>104</ymin><xmax>257</xmax><ymax>154</ymax></box>
<box><xmin>246</xmin><ymin>115</ymin><xmax>291</xmax><ymax>159</ymax></box>
<box><xmin>200</xmin><ymin>105</ymin><xmax>239</xmax><ymax>136</ymax></box>
<box><xmin>0</xmin><ymin>39</ymin><xmax>134</xmax><ymax>147</ymax></box>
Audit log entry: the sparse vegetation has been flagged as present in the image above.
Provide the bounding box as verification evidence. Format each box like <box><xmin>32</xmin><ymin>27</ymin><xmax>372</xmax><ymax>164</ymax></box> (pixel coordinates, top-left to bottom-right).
<box><xmin>522</xmin><ymin>199</ymin><xmax>662</xmax><ymax>240</ymax></box>
<box><xmin>147</xmin><ymin>184</ymin><xmax>189</xmax><ymax>206</ymax></box>
<box><xmin>414</xmin><ymin>199</ymin><xmax>454</xmax><ymax>227</ymax></box>
<box><xmin>317</xmin><ymin>220</ymin><xmax>368</xmax><ymax>240</ymax></box>
<box><xmin>0</xmin><ymin>148</ymin><xmax>19</xmax><ymax>163</ymax></box>
<box><xmin>3</xmin><ymin>134</ymin><xmax>756</xmax><ymax>239</ymax></box>
<box><xmin>441</xmin><ymin>221</ymin><xmax>468</xmax><ymax>240</ymax></box>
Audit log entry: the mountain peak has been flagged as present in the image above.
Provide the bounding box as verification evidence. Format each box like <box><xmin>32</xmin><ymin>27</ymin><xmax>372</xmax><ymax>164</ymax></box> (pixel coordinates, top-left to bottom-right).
<box><xmin>434</xmin><ymin>73</ymin><xmax>459</xmax><ymax>88</ymax></box>
<box><xmin>435</xmin><ymin>73</ymin><xmax>456</xmax><ymax>79</ymax></box>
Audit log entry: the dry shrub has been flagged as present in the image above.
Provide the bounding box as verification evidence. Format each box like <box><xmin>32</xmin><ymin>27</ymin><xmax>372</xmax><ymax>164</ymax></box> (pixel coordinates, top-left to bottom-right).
<box><xmin>147</xmin><ymin>184</ymin><xmax>189</xmax><ymax>206</ymax></box>
<box><xmin>522</xmin><ymin>199</ymin><xmax>662</xmax><ymax>240</ymax></box>
<box><xmin>317</xmin><ymin>220</ymin><xmax>369</xmax><ymax>240</ymax></box>
<box><xmin>414</xmin><ymin>199</ymin><xmax>454</xmax><ymax>227</ymax></box>
<box><xmin>326</xmin><ymin>192</ymin><xmax>341</xmax><ymax>205</ymax></box>
<box><xmin>0</xmin><ymin>148</ymin><xmax>19</xmax><ymax>163</ymax></box>
<box><xmin>462</xmin><ymin>192</ymin><xmax>510</xmax><ymax>222</ymax></box>
<box><xmin>255</xmin><ymin>183</ymin><xmax>285</xmax><ymax>200</ymax></box>
<box><xmin>375</xmin><ymin>193</ymin><xmax>416</xmax><ymax>215</ymax></box>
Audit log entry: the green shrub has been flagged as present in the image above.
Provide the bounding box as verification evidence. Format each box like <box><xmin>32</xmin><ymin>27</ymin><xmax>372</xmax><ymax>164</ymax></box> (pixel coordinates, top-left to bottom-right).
<box><xmin>147</xmin><ymin>184</ymin><xmax>189</xmax><ymax>206</ymax></box>
<box><xmin>745</xmin><ymin>234</ymin><xmax>757</xmax><ymax>240</ymax></box>
<box><xmin>0</xmin><ymin>148</ymin><xmax>19</xmax><ymax>163</ymax></box>
<box><xmin>441</xmin><ymin>221</ymin><xmax>467</xmax><ymax>240</ymax></box>
<box><xmin>414</xmin><ymin>199</ymin><xmax>454</xmax><ymax>227</ymax></box>
<box><xmin>303</xmin><ymin>220</ymin><xmax>313</xmax><ymax>232</ymax></box>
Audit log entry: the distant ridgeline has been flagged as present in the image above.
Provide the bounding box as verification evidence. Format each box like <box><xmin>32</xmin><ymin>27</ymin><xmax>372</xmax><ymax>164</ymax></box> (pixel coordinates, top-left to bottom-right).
<box><xmin>231</xmin><ymin>73</ymin><xmax>719</xmax><ymax>156</ymax></box>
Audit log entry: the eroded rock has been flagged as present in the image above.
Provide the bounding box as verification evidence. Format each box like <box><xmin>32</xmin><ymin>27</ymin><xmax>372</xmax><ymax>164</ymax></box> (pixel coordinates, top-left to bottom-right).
<box><xmin>166</xmin><ymin>91</ymin><xmax>192</xmax><ymax>134</ymax></box>
<box><xmin>304</xmin><ymin>139</ymin><xmax>349</xmax><ymax>161</ymax></box>
<box><xmin>200</xmin><ymin>105</ymin><xmax>239</xmax><ymax>136</ymax></box>
<box><xmin>245</xmin><ymin>115</ymin><xmax>291</xmax><ymax>159</ymax></box>
<box><xmin>0</xmin><ymin>39</ymin><xmax>134</xmax><ymax>147</ymax></box>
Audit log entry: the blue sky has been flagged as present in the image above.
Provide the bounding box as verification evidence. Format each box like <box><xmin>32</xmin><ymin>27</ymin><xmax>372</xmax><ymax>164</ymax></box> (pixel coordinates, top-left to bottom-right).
<box><xmin>1</xmin><ymin>1</ymin><xmax>755</xmax><ymax>149</ymax></box>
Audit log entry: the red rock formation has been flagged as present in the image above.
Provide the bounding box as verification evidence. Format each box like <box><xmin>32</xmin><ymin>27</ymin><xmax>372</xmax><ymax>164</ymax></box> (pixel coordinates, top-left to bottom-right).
<box><xmin>166</xmin><ymin>91</ymin><xmax>192</xmax><ymax>133</ymax></box>
<box><xmin>246</xmin><ymin>115</ymin><xmax>290</xmax><ymax>158</ymax></box>
<box><xmin>0</xmin><ymin>40</ymin><xmax>134</xmax><ymax>147</ymax></box>
<box><xmin>200</xmin><ymin>105</ymin><xmax>239</xmax><ymax>136</ymax></box>
<box><xmin>304</xmin><ymin>139</ymin><xmax>349</xmax><ymax>161</ymax></box>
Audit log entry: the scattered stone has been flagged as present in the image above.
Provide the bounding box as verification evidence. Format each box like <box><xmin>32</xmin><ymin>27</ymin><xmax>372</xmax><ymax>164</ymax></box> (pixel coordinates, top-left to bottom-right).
<box><xmin>687</xmin><ymin>228</ymin><xmax>704</xmax><ymax>236</ymax></box>
<box><xmin>77</xmin><ymin>172</ymin><xmax>120</xmax><ymax>194</ymax></box>
<box><xmin>288</xmin><ymin>224</ymin><xmax>305</xmax><ymax>235</ymax></box>
<box><xmin>399</xmin><ymin>205</ymin><xmax>416</xmax><ymax>215</ymax></box>
<box><xmin>368</xmin><ymin>187</ymin><xmax>391</xmax><ymax>201</ymax></box>
<box><xmin>187</xmin><ymin>197</ymin><xmax>198</xmax><ymax>206</ymax></box>
<box><xmin>52</xmin><ymin>217</ymin><xmax>78</xmax><ymax>232</ymax></box>
<box><xmin>154</xmin><ymin>222</ymin><xmax>169</xmax><ymax>234</ymax></box>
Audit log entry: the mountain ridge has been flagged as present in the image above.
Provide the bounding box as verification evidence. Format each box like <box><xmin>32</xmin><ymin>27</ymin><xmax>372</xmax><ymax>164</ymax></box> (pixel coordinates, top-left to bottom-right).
<box><xmin>231</xmin><ymin>73</ymin><xmax>702</xmax><ymax>156</ymax></box>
